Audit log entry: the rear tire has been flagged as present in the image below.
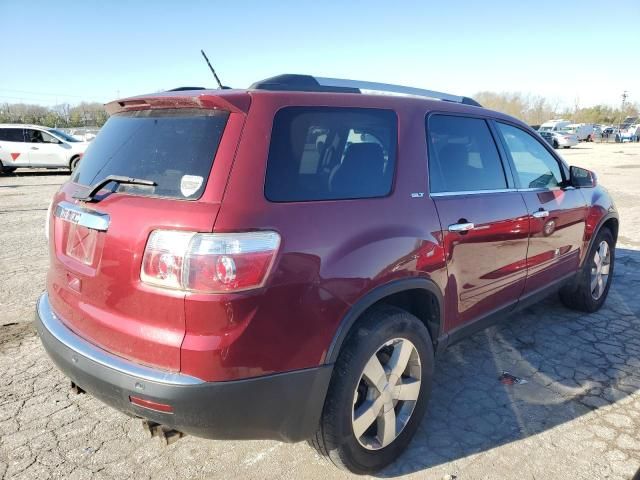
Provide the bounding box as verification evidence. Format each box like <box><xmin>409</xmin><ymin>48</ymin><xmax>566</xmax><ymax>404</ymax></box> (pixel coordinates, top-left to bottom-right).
<box><xmin>553</xmin><ymin>140</ymin><xmax>559</xmax><ymax>149</ymax></box>
<box><xmin>309</xmin><ymin>305</ymin><xmax>434</xmax><ymax>474</ymax></box>
<box><xmin>560</xmin><ymin>228</ymin><xmax>615</xmax><ymax>313</ymax></box>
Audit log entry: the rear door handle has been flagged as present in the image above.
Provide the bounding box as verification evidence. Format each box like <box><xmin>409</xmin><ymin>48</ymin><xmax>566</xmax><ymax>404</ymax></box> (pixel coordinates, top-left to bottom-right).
<box><xmin>448</xmin><ymin>222</ymin><xmax>475</xmax><ymax>232</ymax></box>
<box><xmin>532</xmin><ymin>210</ymin><xmax>549</xmax><ymax>218</ymax></box>
<box><xmin>31</xmin><ymin>147</ymin><xmax>39</xmax><ymax>150</ymax></box>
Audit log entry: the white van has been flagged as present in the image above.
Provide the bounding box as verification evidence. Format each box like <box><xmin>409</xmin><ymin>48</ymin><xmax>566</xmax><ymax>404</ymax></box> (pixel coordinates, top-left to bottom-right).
<box><xmin>562</xmin><ymin>123</ymin><xmax>595</xmax><ymax>141</ymax></box>
<box><xmin>538</xmin><ymin>119</ymin><xmax>571</xmax><ymax>132</ymax></box>
<box><xmin>0</xmin><ymin>124</ymin><xmax>89</xmax><ymax>174</ymax></box>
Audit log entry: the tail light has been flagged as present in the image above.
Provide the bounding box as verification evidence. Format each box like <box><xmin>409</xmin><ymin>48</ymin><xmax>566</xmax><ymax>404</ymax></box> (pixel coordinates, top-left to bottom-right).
<box><xmin>141</xmin><ymin>230</ymin><xmax>281</xmax><ymax>293</ymax></box>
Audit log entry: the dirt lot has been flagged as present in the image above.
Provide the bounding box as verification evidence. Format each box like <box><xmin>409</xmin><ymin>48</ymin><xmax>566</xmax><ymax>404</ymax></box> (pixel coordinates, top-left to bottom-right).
<box><xmin>1</xmin><ymin>143</ymin><xmax>640</xmax><ymax>480</ymax></box>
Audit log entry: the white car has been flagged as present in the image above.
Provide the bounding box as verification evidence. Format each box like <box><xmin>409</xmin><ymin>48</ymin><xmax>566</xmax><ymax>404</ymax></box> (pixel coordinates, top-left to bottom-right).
<box><xmin>553</xmin><ymin>130</ymin><xmax>579</xmax><ymax>148</ymax></box>
<box><xmin>0</xmin><ymin>124</ymin><xmax>89</xmax><ymax>174</ymax></box>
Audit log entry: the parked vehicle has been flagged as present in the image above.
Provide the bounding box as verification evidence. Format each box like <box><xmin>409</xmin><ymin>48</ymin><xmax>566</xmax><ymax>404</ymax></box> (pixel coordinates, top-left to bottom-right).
<box><xmin>538</xmin><ymin>119</ymin><xmax>571</xmax><ymax>132</ymax></box>
<box><xmin>563</xmin><ymin>123</ymin><xmax>595</xmax><ymax>141</ymax></box>
<box><xmin>620</xmin><ymin>124</ymin><xmax>640</xmax><ymax>142</ymax></box>
<box><xmin>539</xmin><ymin>130</ymin><xmax>579</xmax><ymax>148</ymax></box>
<box><xmin>0</xmin><ymin>124</ymin><xmax>88</xmax><ymax>173</ymax></box>
<box><xmin>36</xmin><ymin>75</ymin><xmax>619</xmax><ymax>474</ymax></box>
<box><xmin>602</xmin><ymin>127</ymin><xmax>622</xmax><ymax>142</ymax></box>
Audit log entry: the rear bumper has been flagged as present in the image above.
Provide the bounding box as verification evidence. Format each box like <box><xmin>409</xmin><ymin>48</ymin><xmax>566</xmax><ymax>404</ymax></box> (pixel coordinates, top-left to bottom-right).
<box><xmin>35</xmin><ymin>293</ymin><xmax>332</xmax><ymax>442</ymax></box>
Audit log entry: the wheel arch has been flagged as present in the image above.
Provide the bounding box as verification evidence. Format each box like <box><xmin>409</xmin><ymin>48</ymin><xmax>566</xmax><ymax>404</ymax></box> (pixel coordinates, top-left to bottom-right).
<box><xmin>324</xmin><ymin>277</ymin><xmax>444</xmax><ymax>364</ymax></box>
<box><xmin>69</xmin><ymin>154</ymin><xmax>82</xmax><ymax>169</ymax></box>
<box><xmin>582</xmin><ymin>213</ymin><xmax>619</xmax><ymax>268</ymax></box>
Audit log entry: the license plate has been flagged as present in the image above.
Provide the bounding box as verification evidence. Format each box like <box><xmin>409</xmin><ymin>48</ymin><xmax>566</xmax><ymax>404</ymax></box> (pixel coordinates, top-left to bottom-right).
<box><xmin>66</xmin><ymin>223</ymin><xmax>97</xmax><ymax>265</ymax></box>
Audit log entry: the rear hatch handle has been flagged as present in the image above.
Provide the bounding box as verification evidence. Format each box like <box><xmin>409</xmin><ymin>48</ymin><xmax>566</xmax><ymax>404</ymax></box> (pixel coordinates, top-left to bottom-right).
<box><xmin>73</xmin><ymin>175</ymin><xmax>157</xmax><ymax>203</ymax></box>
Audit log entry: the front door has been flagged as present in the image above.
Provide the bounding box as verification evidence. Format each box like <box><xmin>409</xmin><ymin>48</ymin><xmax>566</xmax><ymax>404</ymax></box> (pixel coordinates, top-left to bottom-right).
<box><xmin>25</xmin><ymin>129</ymin><xmax>66</xmax><ymax>166</ymax></box>
<box><xmin>494</xmin><ymin>122</ymin><xmax>587</xmax><ymax>295</ymax></box>
<box><xmin>427</xmin><ymin>114</ymin><xmax>530</xmax><ymax>331</ymax></box>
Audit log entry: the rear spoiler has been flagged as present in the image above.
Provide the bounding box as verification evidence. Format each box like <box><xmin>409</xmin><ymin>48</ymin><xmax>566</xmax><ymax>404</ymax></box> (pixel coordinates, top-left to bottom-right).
<box><xmin>105</xmin><ymin>91</ymin><xmax>251</xmax><ymax>116</ymax></box>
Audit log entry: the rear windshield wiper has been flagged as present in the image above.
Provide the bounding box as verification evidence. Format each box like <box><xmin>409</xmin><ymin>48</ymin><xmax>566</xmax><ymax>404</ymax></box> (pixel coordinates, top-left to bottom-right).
<box><xmin>73</xmin><ymin>175</ymin><xmax>157</xmax><ymax>202</ymax></box>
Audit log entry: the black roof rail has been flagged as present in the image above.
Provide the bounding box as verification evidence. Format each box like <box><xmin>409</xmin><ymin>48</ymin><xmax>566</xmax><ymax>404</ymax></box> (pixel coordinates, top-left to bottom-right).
<box><xmin>166</xmin><ymin>87</ymin><xmax>207</xmax><ymax>92</ymax></box>
<box><xmin>250</xmin><ymin>74</ymin><xmax>481</xmax><ymax>107</ymax></box>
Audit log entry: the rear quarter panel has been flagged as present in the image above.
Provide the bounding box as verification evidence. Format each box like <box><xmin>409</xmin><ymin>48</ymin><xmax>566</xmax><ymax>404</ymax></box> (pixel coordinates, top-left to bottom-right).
<box><xmin>184</xmin><ymin>93</ymin><xmax>449</xmax><ymax>380</ymax></box>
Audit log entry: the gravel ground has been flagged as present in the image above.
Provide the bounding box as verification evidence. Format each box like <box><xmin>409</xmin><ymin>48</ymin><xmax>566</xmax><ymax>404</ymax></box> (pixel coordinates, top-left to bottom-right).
<box><xmin>1</xmin><ymin>143</ymin><xmax>640</xmax><ymax>480</ymax></box>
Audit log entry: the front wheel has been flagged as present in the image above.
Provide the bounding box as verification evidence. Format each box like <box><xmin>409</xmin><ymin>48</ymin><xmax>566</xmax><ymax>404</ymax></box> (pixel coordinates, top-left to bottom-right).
<box><xmin>309</xmin><ymin>305</ymin><xmax>434</xmax><ymax>474</ymax></box>
<box><xmin>69</xmin><ymin>156</ymin><xmax>81</xmax><ymax>172</ymax></box>
<box><xmin>553</xmin><ymin>140</ymin><xmax>559</xmax><ymax>149</ymax></box>
<box><xmin>560</xmin><ymin>228</ymin><xmax>614</xmax><ymax>312</ymax></box>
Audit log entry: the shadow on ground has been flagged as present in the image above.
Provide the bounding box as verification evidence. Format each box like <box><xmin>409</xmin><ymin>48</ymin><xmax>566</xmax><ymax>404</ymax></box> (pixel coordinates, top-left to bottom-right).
<box><xmin>381</xmin><ymin>248</ymin><xmax>640</xmax><ymax>477</ymax></box>
<box><xmin>2</xmin><ymin>169</ymin><xmax>70</xmax><ymax>178</ymax></box>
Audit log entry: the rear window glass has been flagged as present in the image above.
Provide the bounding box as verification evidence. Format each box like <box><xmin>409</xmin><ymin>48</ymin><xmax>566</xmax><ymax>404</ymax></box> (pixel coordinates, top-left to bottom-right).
<box><xmin>0</xmin><ymin>128</ymin><xmax>25</xmax><ymax>142</ymax></box>
<box><xmin>72</xmin><ymin>109</ymin><xmax>229</xmax><ymax>200</ymax></box>
<box><xmin>427</xmin><ymin>115</ymin><xmax>507</xmax><ymax>193</ymax></box>
<box><xmin>264</xmin><ymin>107</ymin><xmax>397</xmax><ymax>202</ymax></box>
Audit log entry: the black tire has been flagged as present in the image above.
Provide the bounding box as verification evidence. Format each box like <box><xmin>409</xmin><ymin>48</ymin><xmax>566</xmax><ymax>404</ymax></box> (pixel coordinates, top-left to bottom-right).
<box><xmin>0</xmin><ymin>161</ymin><xmax>16</xmax><ymax>175</ymax></box>
<box><xmin>560</xmin><ymin>228</ymin><xmax>615</xmax><ymax>313</ymax></box>
<box><xmin>309</xmin><ymin>305</ymin><xmax>434</xmax><ymax>474</ymax></box>
<box><xmin>70</xmin><ymin>156</ymin><xmax>81</xmax><ymax>172</ymax></box>
<box><xmin>553</xmin><ymin>140</ymin><xmax>559</xmax><ymax>149</ymax></box>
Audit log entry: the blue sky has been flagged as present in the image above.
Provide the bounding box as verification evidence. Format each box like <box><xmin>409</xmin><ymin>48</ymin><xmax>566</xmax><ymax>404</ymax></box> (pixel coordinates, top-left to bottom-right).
<box><xmin>1</xmin><ymin>0</ymin><xmax>638</xmax><ymax>108</ymax></box>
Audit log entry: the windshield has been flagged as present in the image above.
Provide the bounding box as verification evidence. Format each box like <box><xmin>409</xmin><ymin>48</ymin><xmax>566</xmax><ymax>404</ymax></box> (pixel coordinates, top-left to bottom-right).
<box><xmin>538</xmin><ymin>126</ymin><xmax>552</xmax><ymax>132</ymax></box>
<box><xmin>48</xmin><ymin>129</ymin><xmax>80</xmax><ymax>142</ymax></box>
<box><xmin>71</xmin><ymin>108</ymin><xmax>229</xmax><ymax>200</ymax></box>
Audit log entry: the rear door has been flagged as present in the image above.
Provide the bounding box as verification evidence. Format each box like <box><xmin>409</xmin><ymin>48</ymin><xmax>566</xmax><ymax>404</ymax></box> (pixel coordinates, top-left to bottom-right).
<box><xmin>494</xmin><ymin>122</ymin><xmax>587</xmax><ymax>295</ymax></box>
<box><xmin>427</xmin><ymin>114</ymin><xmax>530</xmax><ymax>331</ymax></box>
<box><xmin>47</xmin><ymin>107</ymin><xmax>235</xmax><ymax>371</ymax></box>
<box><xmin>0</xmin><ymin>128</ymin><xmax>30</xmax><ymax>166</ymax></box>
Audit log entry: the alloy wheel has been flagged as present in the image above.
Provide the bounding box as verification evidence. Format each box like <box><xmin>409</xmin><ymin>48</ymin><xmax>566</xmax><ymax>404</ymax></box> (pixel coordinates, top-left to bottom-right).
<box><xmin>590</xmin><ymin>240</ymin><xmax>611</xmax><ymax>300</ymax></box>
<box><xmin>352</xmin><ymin>338</ymin><xmax>421</xmax><ymax>450</ymax></box>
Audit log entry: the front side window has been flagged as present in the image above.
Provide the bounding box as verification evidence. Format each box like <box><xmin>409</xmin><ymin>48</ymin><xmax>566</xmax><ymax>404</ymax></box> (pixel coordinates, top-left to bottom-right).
<box><xmin>40</xmin><ymin>131</ymin><xmax>60</xmax><ymax>144</ymax></box>
<box><xmin>497</xmin><ymin>122</ymin><xmax>563</xmax><ymax>189</ymax></box>
<box><xmin>265</xmin><ymin>107</ymin><xmax>397</xmax><ymax>202</ymax></box>
<box><xmin>427</xmin><ymin>115</ymin><xmax>507</xmax><ymax>193</ymax></box>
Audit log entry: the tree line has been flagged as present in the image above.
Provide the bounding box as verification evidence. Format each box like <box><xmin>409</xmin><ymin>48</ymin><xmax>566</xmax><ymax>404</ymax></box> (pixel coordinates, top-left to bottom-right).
<box><xmin>0</xmin><ymin>94</ymin><xmax>637</xmax><ymax>128</ymax></box>
<box><xmin>474</xmin><ymin>91</ymin><xmax>639</xmax><ymax>126</ymax></box>
<box><xmin>0</xmin><ymin>102</ymin><xmax>109</xmax><ymax>127</ymax></box>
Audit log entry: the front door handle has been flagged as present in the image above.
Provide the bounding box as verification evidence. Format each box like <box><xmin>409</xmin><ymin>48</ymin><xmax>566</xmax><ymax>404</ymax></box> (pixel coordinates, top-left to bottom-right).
<box><xmin>448</xmin><ymin>222</ymin><xmax>475</xmax><ymax>233</ymax></box>
<box><xmin>31</xmin><ymin>146</ymin><xmax>39</xmax><ymax>150</ymax></box>
<box><xmin>532</xmin><ymin>209</ymin><xmax>549</xmax><ymax>218</ymax></box>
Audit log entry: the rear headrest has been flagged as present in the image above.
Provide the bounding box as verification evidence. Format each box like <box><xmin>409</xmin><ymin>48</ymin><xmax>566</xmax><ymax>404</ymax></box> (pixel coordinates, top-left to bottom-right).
<box><xmin>342</xmin><ymin>143</ymin><xmax>385</xmax><ymax>171</ymax></box>
<box><xmin>330</xmin><ymin>143</ymin><xmax>386</xmax><ymax>196</ymax></box>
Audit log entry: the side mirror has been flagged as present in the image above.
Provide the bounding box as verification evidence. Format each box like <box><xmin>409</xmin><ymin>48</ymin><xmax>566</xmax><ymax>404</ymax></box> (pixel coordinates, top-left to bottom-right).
<box><xmin>570</xmin><ymin>166</ymin><xmax>597</xmax><ymax>188</ymax></box>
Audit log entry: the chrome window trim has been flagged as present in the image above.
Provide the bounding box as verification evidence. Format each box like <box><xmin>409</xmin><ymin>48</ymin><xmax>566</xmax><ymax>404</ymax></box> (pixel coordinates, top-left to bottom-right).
<box><xmin>54</xmin><ymin>200</ymin><xmax>110</xmax><ymax>232</ymax></box>
<box><xmin>37</xmin><ymin>294</ymin><xmax>204</xmax><ymax>386</ymax></box>
<box><xmin>430</xmin><ymin>186</ymin><xmax>566</xmax><ymax>197</ymax></box>
<box><xmin>430</xmin><ymin>188</ymin><xmax>517</xmax><ymax>197</ymax></box>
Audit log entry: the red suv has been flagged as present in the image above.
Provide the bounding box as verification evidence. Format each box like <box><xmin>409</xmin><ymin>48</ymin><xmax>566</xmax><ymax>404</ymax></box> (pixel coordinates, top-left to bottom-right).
<box><xmin>36</xmin><ymin>75</ymin><xmax>618</xmax><ymax>474</ymax></box>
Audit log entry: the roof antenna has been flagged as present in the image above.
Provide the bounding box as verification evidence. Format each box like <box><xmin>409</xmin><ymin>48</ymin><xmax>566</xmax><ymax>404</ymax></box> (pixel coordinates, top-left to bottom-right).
<box><xmin>200</xmin><ymin>49</ymin><xmax>226</xmax><ymax>89</ymax></box>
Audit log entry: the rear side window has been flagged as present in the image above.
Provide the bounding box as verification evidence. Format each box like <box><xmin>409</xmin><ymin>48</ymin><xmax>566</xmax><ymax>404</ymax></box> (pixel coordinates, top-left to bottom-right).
<box><xmin>496</xmin><ymin>122</ymin><xmax>563</xmax><ymax>189</ymax></box>
<box><xmin>72</xmin><ymin>109</ymin><xmax>229</xmax><ymax>200</ymax></box>
<box><xmin>427</xmin><ymin>115</ymin><xmax>507</xmax><ymax>193</ymax></box>
<box><xmin>264</xmin><ymin>107</ymin><xmax>397</xmax><ymax>202</ymax></box>
<box><xmin>0</xmin><ymin>128</ymin><xmax>25</xmax><ymax>142</ymax></box>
